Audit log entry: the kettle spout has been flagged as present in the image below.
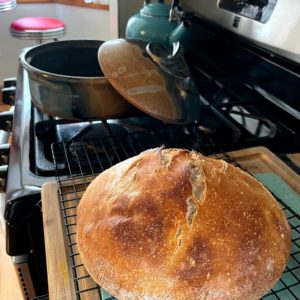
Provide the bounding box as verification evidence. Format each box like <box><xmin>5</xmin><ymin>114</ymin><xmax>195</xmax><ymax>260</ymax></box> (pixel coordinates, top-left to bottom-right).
<box><xmin>169</xmin><ymin>20</ymin><xmax>192</xmax><ymax>52</ymax></box>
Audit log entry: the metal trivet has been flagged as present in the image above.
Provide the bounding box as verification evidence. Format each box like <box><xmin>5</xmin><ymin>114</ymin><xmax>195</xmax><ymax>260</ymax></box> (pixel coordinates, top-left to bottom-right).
<box><xmin>52</xmin><ymin>128</ymin><xmax>300</xmax><ymax>300</ymax></box>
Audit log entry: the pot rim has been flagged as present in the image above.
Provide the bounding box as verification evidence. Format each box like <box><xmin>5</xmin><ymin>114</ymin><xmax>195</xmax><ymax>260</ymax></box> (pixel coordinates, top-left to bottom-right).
<box><xmin>20</xmin><ymin>39</ymin><xmax>105</xmax><ymax>81</ymax></box>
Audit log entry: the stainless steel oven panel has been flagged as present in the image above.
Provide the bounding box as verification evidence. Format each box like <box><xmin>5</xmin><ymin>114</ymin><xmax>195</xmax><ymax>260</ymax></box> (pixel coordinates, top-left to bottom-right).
<box><xmin>5</xmin><ymin>64</ymin><xmax>56</xmax><ymax>204</ymax></box>
<box><xmin>183</xmin><ymin>0</ymin><xmax>300</xmax><ymax>63</ymax></box>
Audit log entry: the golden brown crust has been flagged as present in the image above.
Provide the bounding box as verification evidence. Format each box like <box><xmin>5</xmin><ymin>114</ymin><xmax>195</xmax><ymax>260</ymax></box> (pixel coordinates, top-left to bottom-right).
<box><xmin>77</xmin><ymin>148</ymin><xmax>291</xmax><ymax>300</ymax></box>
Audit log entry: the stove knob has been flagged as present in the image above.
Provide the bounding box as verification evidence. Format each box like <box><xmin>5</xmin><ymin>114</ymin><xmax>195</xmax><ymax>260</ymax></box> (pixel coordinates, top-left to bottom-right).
<box><xmin>0</xmin><ymin>109</ymin><xmax>14</xmax><ymax>132</ymax></box>
<box><xmin>2</xmin><ymin>86</ymin><xmax>16</xmax><ymax>106</ymax></box>
<box><xmin>0</xmin><ymin>164</ymin><xmax>8</xmax><ymax>192</ymax></box>
<box><xmin>3</xmin><ymin>77</ymin><xmax>17</xmax><ymax>88</ymax></box>
<box><xmin>2</xmin><ymin>77</ymin><xmax>16</xmax><ymax>106</ymax></box>
<box><xmin>0</xmin><ymin>143</ymin><xmax>9</xmax><ymax>192</ymax></box>
<box><xmin>0</xmin><ymin>143</ymin><xmax>10</xmax><ymax>164</ymax></box>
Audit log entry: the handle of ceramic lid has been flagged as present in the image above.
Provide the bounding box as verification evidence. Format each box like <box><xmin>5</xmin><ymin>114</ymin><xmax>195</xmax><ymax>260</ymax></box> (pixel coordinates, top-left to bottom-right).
<box><xmin>145</xmin><ymin>43</ymin><xmax>163</xmax><ymax>65</ymax></box>
<box><xmin>146</xmin><ymin>42</ymin><xmax>183</xmax><ymax>65</ymax></box>
<box><xmin>146</xmin><ymin>42</ymin><xmax>189</xmax><ymax>78</ymax></box>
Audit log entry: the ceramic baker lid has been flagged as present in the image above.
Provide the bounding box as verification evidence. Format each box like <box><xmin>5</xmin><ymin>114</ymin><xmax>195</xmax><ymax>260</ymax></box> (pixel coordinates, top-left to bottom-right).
<box><xmin>98</xmin><ymin>39</ymin><xmax>201</xmax><ymax>124</ymax></box>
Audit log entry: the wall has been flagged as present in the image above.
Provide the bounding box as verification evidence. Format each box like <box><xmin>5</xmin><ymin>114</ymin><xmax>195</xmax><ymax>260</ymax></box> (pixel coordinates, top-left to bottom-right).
<box><xmin>0</xmin><ymin>3</ymin><xmax>115</xmax><ymax>81</ymax></box>
<box><xmin>118</xmin><ymin>0</ymin><xmax>143</xmax><ymax>38</ymax></box>
<box><xmin>0</xmin><ymin>0</ymin><xmax>176</xmax><ymax>82</ymax></box>
<box><xmin>118</xmin><ymin>0</ymin><xmax>172</xmax><ymax>37</ymax></box>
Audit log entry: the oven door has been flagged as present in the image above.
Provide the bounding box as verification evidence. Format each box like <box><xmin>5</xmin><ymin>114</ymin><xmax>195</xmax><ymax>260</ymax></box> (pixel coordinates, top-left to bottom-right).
<box><xmin>182</xmin><ymin>0</ymin><xmax>300</xmax><ymax>64</ymax></box>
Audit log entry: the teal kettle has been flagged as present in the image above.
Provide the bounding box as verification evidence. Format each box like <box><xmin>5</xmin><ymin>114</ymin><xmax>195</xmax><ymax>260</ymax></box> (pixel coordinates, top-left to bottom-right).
<box><xmin>125</xmin><ymin>0</ymin><xmax>193</xmax><ymax>51</ymax></box>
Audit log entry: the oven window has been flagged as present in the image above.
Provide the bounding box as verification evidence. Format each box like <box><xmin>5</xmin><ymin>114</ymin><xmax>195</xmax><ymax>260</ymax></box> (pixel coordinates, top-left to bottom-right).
<box><xmin>218</xmin><ymin>0</ymin><xmax>278</xmax><ymax>23</ymax></box>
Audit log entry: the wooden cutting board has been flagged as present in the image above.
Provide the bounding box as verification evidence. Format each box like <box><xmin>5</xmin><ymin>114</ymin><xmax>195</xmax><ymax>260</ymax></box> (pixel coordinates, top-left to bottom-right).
<box><xmin>42</xmin><ymin>146</ymin><xmax>300</xmax><ymax>300</ymax></box>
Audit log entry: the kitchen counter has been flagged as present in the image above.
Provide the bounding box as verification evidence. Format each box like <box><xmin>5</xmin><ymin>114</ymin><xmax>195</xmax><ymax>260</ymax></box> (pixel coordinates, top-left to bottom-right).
<box><xmin>0</xmin><ymin>219</ymin><xmax>24</xmax><ymax>300</ymax></box>
<box><xmin>0</xmin><ymin>99</ymin><xmax>21</xmax><ymax>299</ymax></box>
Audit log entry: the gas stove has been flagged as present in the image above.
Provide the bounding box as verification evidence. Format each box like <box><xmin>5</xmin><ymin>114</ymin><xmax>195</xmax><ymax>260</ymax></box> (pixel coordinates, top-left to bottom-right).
<box><xmin>1</xmin><ymin>9</ymin><xmax>300</xmax><ymax>299</ymax></box>
<box><xmin>186</xmin><ymin>17</ymin><xmax>300</xmax><ymax>154</ymax></box>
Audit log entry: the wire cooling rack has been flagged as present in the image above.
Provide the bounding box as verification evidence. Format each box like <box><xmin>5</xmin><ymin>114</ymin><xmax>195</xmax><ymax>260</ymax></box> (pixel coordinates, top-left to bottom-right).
<box><xmin>52</xmin><ymin>127</ymin><xmax>300</xmax><ymax>300</ymax></box>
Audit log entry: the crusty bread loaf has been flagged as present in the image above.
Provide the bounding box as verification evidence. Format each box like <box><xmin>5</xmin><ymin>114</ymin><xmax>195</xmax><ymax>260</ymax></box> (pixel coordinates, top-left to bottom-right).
<box><xmin>77</xmin><ymin>148</ymin><xmax>291</xmax><ymax>300</ymax></box>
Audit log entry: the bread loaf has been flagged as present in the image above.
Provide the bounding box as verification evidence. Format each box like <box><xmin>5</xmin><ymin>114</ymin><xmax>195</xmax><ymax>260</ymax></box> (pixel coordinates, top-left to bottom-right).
<box><xmin>77</xmin><ymin>148</ymin><xmax>291</xmax><ymax>300</ymax></box>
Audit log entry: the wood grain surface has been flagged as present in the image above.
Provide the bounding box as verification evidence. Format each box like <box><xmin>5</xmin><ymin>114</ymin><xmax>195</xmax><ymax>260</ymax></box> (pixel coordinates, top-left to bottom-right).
<box><xmin>42</xmin><ymin>181</ymin><xmax>77</xmax><ymax>300</ymax></box>
<box><xmin>227</xmin><ymin>147</ymin><xmax>300</xmax><ymax>195</ymax></box>
<box><xmin>288</xmin><ymin>153</ymin><xmax>300</xmax><ymax>169</ymax></box>
<box><xmin>0</xmin><ymin>222</ymin><xmax>24</xmax><ymax>300</ymax></box>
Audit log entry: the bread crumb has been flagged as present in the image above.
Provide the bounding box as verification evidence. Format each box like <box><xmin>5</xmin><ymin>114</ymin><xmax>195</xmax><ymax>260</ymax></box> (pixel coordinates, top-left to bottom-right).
<box><xmin>266</xmin><ymin>258</ymin><xmax>274</xmax><ymax>272</ymax></box>
<box><xmin>189</xmin><ymin>257</ymin><xmax>195</xmax><ymax>267</ymax></box>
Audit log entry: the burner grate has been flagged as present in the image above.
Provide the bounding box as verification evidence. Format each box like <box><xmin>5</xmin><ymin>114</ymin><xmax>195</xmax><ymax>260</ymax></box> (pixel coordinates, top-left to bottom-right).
<box><xmin>52</xmin><ymin>128</ymin><xmax>300</xmax><ymax>300</ymax></box>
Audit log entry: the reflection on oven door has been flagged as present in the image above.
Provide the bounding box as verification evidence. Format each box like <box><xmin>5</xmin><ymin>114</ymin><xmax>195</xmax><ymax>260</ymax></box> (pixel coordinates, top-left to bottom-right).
<box><xmin>219</xmin><ymin>0</ymin><xmax>278</xmax><ymax>23</ymax></box>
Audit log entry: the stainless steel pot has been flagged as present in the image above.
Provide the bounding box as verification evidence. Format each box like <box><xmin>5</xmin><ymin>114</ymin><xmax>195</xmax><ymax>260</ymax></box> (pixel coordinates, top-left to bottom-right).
<box><xmin>20</xmin><ymin>40</ymin><xmax>136</xmax><ymax>120</ymax></box>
